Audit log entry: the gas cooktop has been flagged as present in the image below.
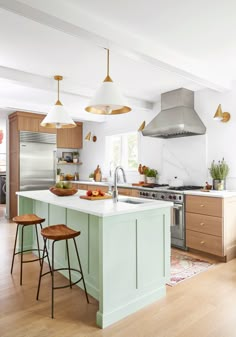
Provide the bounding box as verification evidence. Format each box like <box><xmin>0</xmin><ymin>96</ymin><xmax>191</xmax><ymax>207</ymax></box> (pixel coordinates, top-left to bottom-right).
<box><xmin>141</xmin><ymin>184</ymin><xmax>203</xmax><ymax>191</ymax></box>
<box><xmin>141</xmin><ymin>184</ymin><xmax>169</xmax><ymax>188</ymax></box>
<box><xmin>168</xmin><ymin>185</ymin><xmax>203</xmax><ymax>191</ymax></box>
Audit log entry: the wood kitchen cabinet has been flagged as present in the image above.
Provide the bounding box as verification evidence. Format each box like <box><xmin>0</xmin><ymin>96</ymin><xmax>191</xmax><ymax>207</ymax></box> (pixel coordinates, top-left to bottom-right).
<box><xmin>57</xmin><ymin>122</ymin><xmax>83</xmax><ymax>149</ymax></box>
<box><xmin>10</xmin><ymin>111</ymin><xmax>56</xmax><ymax>133</ymax></box>
<box><xmin>186</xmin><ymin>195</ymin><xmax>236</xmax><ymax>261</ymax></box>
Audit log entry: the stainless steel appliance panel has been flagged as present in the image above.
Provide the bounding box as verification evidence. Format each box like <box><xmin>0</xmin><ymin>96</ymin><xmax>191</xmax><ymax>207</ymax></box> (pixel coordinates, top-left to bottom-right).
<box><xmin>0</xmin><ymin>175</ymin><xmax>6</xmax><ymax>204</ymax></box>
<box><xmin>171</xmin><ymin>203</ymin><xmax>185</xmax><ymax>249</ymax></box>
<box><xmin>20</xmin><ymin>142</ymin><xmax>56</xmax><ymax>191</ymax></box>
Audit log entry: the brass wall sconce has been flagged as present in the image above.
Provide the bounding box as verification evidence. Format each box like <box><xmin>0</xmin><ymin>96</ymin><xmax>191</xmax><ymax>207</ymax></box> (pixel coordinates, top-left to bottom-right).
<box><xmin>213</xmin><ymin>104</ymin><xmax>231</xmax><ymax>123</ymax></box>
<box><xmin>138</xmin><ymin>121</ymin><xmax>146</xmax><ymax>132</ymax></box>
<box><xmin>85</xmin><ymin>132</ymin><xmax>97</xmax><ymax>142</ymax></box>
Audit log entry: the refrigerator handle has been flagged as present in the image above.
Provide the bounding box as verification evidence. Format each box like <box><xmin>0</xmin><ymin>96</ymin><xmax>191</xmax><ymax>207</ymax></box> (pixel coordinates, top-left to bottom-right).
<box><xmin>53</xmin><ymin>150</ymin><xmax>57</xmax><ymax>183</ymax></box>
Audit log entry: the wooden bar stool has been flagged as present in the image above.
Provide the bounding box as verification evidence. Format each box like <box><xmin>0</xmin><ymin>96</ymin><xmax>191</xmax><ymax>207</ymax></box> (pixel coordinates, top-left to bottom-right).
<box><xmin>11</xmin><ymin>214</ymin><xmax>49</xmax><ymax>285</ymax></box>
<box><xmin>36</xmin><ymin>224</ymin><xmax>89</xmax><ymax>318</ymax></box>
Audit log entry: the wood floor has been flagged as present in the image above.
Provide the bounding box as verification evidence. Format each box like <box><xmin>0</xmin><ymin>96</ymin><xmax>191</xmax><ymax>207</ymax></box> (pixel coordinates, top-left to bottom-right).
<box><xmin>0</xmin><ymin>204</ymin><xmax>236</xmax><ymax>337</ymax></box>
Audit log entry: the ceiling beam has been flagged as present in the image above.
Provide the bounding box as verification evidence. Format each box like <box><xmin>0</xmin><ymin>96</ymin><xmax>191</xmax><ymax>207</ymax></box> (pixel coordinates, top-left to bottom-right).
<box><xmin>0</xmin><ymin>0</ymin><xmax>231</xmax><ymax>92</ymax></box>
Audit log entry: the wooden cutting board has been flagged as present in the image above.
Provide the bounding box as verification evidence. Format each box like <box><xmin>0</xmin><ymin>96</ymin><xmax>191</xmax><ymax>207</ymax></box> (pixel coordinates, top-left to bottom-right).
<box><xmin>80</xmin><ymin>195</ymin><xmax>112</xmax><ymax>201</ymax></box>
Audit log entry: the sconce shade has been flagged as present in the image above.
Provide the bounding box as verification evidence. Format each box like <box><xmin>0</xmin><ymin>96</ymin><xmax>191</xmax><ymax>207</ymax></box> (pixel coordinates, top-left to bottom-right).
<box><xmin>85</xmin><ymin>49</ymin><xmax>131</xmax><ymax>115</ymax></box>
<box><xmin>213</xmin><ymin>104</ymin><xmax>223</xmax><ymax>120</ymax></box>
<box><xmin>85</xmin><ymin>132</ymin><xmax>97</xmax><ymax>142</ymax></box>
<box><xmin>85</xmin><ymin>132</ymin><xmax>91</xmax><ymax>141</ymax></box>
<box><xmin>213</xmin><ymin>104</ymin><xmax>230</xmax><ymax>123</ymax></box>
<box><xmin>40</xmin><ymin>75</ymin><xmax>76</xmax><ymax>129</ymax></box>
<box><xmin>138</xmin><ymin>121</ymin><xmax>146</xmax><ymax>132</ymax></box>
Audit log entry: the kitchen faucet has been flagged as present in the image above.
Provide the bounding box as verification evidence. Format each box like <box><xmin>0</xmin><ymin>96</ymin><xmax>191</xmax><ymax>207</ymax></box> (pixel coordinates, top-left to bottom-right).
<box><xmin>113</xmin><ymin>166</ymin><xmax>127</xmax><ymax>203</ymax></box>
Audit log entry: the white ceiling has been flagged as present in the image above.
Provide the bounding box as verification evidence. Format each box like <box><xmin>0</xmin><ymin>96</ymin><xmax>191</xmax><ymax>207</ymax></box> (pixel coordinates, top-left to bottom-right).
<box><xmin>0</xmin><ymin>0</ymin><xmax>235</xmax><ymax>121</ymax></box>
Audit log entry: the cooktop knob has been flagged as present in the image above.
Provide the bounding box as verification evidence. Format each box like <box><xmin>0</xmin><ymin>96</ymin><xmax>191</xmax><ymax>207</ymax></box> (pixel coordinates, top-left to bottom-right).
<box><xmin>161</xmin><ymin>195</ymin><xmax>164</xmax><ymax>199</ymax></box>
<box><xmin>169</xmin><ymin>195</ymin><xmax>172</xmax><ymax>199</ymax></box>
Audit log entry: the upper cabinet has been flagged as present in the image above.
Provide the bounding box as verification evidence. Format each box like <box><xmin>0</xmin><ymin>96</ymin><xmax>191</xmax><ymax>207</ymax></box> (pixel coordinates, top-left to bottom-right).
<box><xmin>9</xmin><ymin>112</ymin><xmax>83</xmax><ymax>148</ymax></box>
<box><xmin>9</xmin><ymin>111</ymin><xmax>56</xmax><ymax>134</ymax></box>
<box><xmin>57</xmin><ymin>122</ymin><xmax>83</xmax><ymax>149</ymax></box>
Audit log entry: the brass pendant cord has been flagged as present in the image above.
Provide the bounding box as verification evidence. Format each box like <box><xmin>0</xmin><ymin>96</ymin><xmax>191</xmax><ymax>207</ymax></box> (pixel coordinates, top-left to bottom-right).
<box><xmin>57</xmin><ymin>78</ymin><xmax>60</xmax><ymax>102</ymax></box>
<box><xmin>107</xmin><ymin>49</ymin><xmax>109</xmax><ymax>77</ymax></box>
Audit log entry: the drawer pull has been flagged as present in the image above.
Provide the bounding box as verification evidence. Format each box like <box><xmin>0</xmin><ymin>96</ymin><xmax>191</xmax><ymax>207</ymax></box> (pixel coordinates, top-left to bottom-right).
<box><xmin>200</xmin><ymin>240</ymin><xmax>205</xmax><ymax>245</ymax></box>
<box><xmin>200</xmin><ymin>204</ymin><xmax>205</xmax><ymax>207</ymax></box>
<box><xmin>200</xmin><ymin>222</ymin><xmax>204</xmax><ymax>226</ymax></box>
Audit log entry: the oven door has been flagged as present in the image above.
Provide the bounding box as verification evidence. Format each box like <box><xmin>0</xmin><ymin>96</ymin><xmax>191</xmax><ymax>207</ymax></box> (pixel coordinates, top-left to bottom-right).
<box><xmin>171</xmin><ymin>203</ymin><xmax>186</xmax><ymax>250</ymax></box>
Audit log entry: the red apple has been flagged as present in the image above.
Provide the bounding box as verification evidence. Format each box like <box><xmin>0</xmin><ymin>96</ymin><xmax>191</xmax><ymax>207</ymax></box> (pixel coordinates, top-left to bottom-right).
<box><xmin>86</xmin><ymin>190</ymin><xmax>92</xmax><ymax>196</ymax></box>
<box><xmin>92</xmin><ymin>190</ymin><xmax>99</xmax><ymax>196</ymax></box>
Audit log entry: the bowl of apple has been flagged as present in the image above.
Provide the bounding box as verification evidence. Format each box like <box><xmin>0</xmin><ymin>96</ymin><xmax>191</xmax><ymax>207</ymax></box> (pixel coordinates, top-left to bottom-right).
<box><xmin>49</xmin><ymin>182</ymin><xmax>78</xmax><ymax>196</ymax></box>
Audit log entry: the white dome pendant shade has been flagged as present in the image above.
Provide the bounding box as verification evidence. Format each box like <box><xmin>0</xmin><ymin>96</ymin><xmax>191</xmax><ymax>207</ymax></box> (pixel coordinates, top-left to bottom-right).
<box><xmin>40</xmin><ymin>75</ymin><xmax>76</xmax><ymax>128</ymax></box>
<box><xmin>85</xmin><ymin>49</ymin><xmax>131</xmax><ymax>115</ymax></box>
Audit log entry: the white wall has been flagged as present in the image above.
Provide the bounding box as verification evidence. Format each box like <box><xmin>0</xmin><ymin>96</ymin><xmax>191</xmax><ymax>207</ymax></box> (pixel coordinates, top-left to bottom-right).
<box><xmin>78</xmin><ymin>86</ymin><xmax>236</xmax><ymax>189</ymax></box>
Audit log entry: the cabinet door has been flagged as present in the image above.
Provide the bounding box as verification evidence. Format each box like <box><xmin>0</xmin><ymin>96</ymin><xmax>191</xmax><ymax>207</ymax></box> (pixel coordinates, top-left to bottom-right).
<box><xmin>57</xmin><ymin>122</ymin><xmax>83</xmax><ymax>149</ymax></box>
<box><xmin>118</xmin><ymin>188</ymin><xmax>131</xmax><ymax>196</ymax></box>
<box><xmin>89</xmin><ymin>185</ymin><xmax>108</xmax><ymax>193</ymax></box>
<box><xmin>18</xmin><ymin>115</ymin><xmax>39</xmax><ymax>132</ymax></box>
<box><xmin>186</xmin><ymin>195</ymin><xmax>222</xmax><ymax>217</ymax></box>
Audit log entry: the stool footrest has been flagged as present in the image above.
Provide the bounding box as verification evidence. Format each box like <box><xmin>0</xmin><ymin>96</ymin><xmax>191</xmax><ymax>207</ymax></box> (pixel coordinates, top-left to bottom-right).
<box><xmin>41</xmin><ymin>268</ymin><xmax>83</xmax><ymax>289</ymax></box>
<box><xmin>13</xmin><ymin>249</ymin><xmax>48</xmax><ymax>264</ymax></box>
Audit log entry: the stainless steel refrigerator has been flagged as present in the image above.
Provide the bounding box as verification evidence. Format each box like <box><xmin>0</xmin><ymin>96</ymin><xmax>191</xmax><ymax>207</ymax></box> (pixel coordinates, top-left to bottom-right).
<box><xmin>20</xmin><ymin>131</ymin><xmax>57</xmax><ymax>191</ymax></box>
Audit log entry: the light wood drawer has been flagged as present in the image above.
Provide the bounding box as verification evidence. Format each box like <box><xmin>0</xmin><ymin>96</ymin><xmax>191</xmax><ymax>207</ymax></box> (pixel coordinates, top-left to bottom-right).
<box><xmin>118</xmin><ymin>188</ymin><xmax>131</xmax><ymax>196</ymax></box>
<box><xmin>78</xmin><ymin>184</ymin><xmax>88</xmax><ymax>190</ymax></box>
<box><xmin>186</xmin><ymin>230</ymin><xmax>223</xmax><ymax>256</ymax></box>
<box><xmin>186</xmin><ymin>213</ymin><xmax>223</xmax><ymax>237</ymax></box>
<box><xmin>89</xmin><ymin>185</ymin><xmax>108</xmax><ymax>193</ymax></box>
<box><xmin>186</xmin><ymin>195</ymin><xmax>222</xmax><ymax>217</ymax></box>
<box><xmin>131</xmin><ymin>189</ymin><xmax>139</xmax><ymax>197</ymax></box>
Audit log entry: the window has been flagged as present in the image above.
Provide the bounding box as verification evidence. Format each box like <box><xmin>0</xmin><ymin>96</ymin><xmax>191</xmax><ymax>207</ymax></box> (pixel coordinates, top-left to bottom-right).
<box><xmin>106</xmin><ymin>132</ymin><xmax>138</xmax><ymax>171</ymax></box>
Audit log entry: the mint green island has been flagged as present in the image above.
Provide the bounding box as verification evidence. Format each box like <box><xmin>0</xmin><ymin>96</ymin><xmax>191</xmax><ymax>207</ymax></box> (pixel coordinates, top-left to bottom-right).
<box><xmin>16</xmin><ymin>190</ymin><xmax>172</xmax><ymax>328</ymax></box>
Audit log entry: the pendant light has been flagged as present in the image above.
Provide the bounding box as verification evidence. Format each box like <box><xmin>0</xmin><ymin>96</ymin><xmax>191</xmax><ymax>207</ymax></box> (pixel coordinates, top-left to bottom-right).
<box><xmin>40</xmin><ymin>75</ymin><xmax>76</xmax><ymax>128</ymax></box>
<box><xmin>85</xmin><ymin>49</ymin><xmax>131</xmax><ymax>115</ymax></box>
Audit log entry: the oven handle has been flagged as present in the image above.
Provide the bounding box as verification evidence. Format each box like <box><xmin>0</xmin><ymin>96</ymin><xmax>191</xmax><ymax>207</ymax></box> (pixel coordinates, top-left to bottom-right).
<box><xmin>172</xmin><ymin>203</ymin><xmax>183</xmax><ymax>226</ymax></box>
<box><xmin>173</xmin><ymin>204</ymin><xmax>182</xmax><ymax>210</ymax></box>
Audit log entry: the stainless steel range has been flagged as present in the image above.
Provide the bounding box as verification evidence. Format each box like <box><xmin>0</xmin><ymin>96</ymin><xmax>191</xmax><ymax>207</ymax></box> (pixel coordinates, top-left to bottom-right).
<box><xmin>139</xmin><ymin>184</ymin><xmax>202</xmax><ymax>250</ymax></box>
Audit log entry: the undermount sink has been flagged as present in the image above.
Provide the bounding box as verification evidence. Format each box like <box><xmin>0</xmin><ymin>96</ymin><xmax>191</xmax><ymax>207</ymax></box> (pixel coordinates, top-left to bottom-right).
<box><xmin>118</xmin><ymin>198</ymin><xmax>148</xmax><ymax>204</ymax></box>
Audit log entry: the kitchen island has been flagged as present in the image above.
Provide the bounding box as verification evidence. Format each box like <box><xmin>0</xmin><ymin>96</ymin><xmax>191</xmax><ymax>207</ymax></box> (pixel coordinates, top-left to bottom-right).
<box><xmin>16</xmin><ymin>190</ymin><xmax>172</xmax><ymax>328</ymax></box>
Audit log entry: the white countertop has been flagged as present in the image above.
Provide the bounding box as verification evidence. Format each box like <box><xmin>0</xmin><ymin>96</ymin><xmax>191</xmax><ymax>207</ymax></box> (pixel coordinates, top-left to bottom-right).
<box><xmin>184</xmin><ymin>190</ymin><xmax>236</xmax><ymax>198</ymax></box>
<box><xmin>16</xmin><ymin>190</ymin><xmax>173</xmax><ymax>217</ymax></box>
<box><xmin>74</xmin><ymin>181</ymin><xmax>236</xmax><ymax>197</ymax></box>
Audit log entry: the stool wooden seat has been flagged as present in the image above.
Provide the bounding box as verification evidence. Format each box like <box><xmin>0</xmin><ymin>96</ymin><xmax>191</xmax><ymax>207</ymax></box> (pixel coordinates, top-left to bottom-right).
<box><xmin>41</xmin><ymin>224</ymin><xmax>80</xmax><ymax>241</ymax></box>
<box><xmin>11</xmin><ymin>214</ymin><xmax>49</xmax><ymax>285</ymax></box>
<box><xmin>36</xmin><ymin>224</ymin><xmax>89</xmax><ymax>318</ymax></box>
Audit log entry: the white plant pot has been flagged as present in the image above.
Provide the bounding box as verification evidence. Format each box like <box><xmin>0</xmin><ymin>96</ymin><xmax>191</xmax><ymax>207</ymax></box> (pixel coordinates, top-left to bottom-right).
<box><xmin>146</xmin><ymin>177</ymin><xmax>156</xmax><ymax>184</ymax></box>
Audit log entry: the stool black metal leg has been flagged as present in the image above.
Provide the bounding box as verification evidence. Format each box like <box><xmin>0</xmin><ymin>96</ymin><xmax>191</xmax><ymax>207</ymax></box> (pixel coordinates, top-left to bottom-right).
<box><xmin>51</xmin><ymin>240</ymin><xmax>55</xmax><ymax>319</ymax></box>
<box><xmin>73</xmin><ymin>238</ymin><xmax>89</xmax><ymax>303</ymax></box>
<box><xmin>39</xmin><ymin>223</ymin><xmax>52</xmax><ymax>273</ymax></box>
<box><xmin>36</xmin><ymin>238</ymin><xmax>47</xmax><ymax>300</ymax></box>
<box><xmin>20</xmin><ymin>225</ymin><xmax>25</xmax><ymax>286</ymax></box>
<box><xmin>66</xmin><ymin>239</ymin><xmax>72</xmax><ymax>288</ymax></box>
<box><xmin>35</xmin><ymin>224</ymin><xmax>41</xmax><ymax>267</ymax></box>
<box><xmin>11</xmin><ymin>224</ymin><xmax>20</xmax><ymax>274</ymax></box>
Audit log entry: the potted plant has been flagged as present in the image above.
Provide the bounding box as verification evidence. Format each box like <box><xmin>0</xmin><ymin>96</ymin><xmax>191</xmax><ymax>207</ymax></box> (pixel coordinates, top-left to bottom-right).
<box><xmin>144</xmin><ymin>168</ymin><xmax>158</xmax><ymax>184</ymax></box>
<box><xmin>72</xmin><ymin>151</ymin><xmax>79</xmax><ymax>163</ymax></box>
<box><xmin>209</xmin><ymin>158</ymin><xmax>229</xmax><ymax>190</ymax></box>
<box><xmin>89</xmin><ymin>172</ymin><xmax>94</xmax><ymax>181</ymax></box>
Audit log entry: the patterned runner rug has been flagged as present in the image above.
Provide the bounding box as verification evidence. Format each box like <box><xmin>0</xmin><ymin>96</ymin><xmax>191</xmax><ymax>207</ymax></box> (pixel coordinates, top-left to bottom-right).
<box><xmin>167</xmin><ymin>252</ymin><xmax>214</xmax><ymax>286</ymax></box>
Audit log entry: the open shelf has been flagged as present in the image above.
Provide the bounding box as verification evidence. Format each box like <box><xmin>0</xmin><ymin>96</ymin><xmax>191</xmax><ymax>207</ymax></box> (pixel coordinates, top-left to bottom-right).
<box><xmin>57</xmin><ymin>162</ymin><xmax>82</xmax><ymax>165</ymax></box>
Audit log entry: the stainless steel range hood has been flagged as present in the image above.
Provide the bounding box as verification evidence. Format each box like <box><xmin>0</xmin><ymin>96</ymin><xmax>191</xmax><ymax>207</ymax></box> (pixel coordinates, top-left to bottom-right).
<box><xmin>142</xmin><ymin>88</ymin><xmax>206</xmax><ymax>138</ymax></box>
